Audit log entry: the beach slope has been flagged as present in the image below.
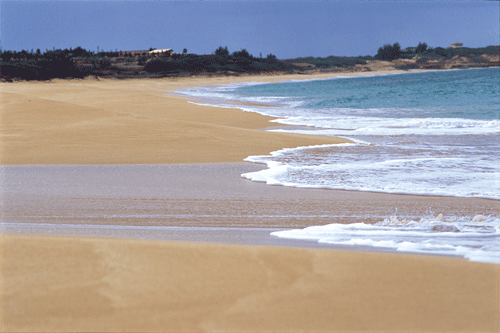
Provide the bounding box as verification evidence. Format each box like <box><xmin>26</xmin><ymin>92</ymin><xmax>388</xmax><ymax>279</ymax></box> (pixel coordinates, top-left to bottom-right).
<box><xmin>1</xmin><ymin>75</ymin><xmax>499</xmax><ymax>332</ymax></box>
<box><xmin>0</xmin><ymin>77</ymin><xmax>348</xmax><ymax>165</ymax></box>
<box><xmin>1</xmin><ymin>234</ymin><xmax>498</xmax><ymax>332</ymax></box>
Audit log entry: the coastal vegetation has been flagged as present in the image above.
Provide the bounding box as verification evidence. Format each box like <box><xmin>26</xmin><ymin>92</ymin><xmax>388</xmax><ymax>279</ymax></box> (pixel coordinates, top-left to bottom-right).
<box><xmin>0</xmin><ymin>44</ymin><xmax>498</xmax><ymax>81</ymax></box>
<box><xmin>0</xmin><ymin>48</ymin><xmax>87</xmax><ymax>80</ymax></box>
<box><xmin>374</xmin><ymin>42</ymin><xmax>402</xmax><ymax>61</ymax></box>
<box><xmin>143</xmin><ymin>47</ymin><xmax>286</xmax><ymax>74</ymax></box>
<box><xmin>282</xmin><ymin>55</ymin><xmax>370</xmax><ymax>69</ymax></box>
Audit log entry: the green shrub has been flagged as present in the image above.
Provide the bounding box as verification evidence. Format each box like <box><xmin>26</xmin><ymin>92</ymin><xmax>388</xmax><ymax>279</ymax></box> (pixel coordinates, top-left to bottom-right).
<box><xmin>0</xmin><ymin>54</ymin><xmax>84</xmax><ymax>80</ymax></box>
<box><xmin>416</xmin><ymin>42</ymin><xmax>428</xmax><ymax>54</ymax></box>
<box><xmin>375</xmin><ymin>43</ymin><xmax>401</xmax><ymax>61</ymax></box>
<box><xmin>232</xmin><ymin>49</ymin><xmax>253</xmax><ymax>61</ymax></box>
<box><xmin>143</xmin><ymin>58</ymin><xmax>172</xmax><ymax>73</ymax></box>
<box><xmin>215</xmin><ymin>46</ymin><xmax>230</xmax><ymax>57</ymax></box>
<box><xmin>91</xmin><ymin>57</ymin><xmax>111</xmax><ymax>71</ymax></box>
<box><xmin>0</xmin><ymin>61</ymin><xmax>48</xmax><ymax>80</ymax></box>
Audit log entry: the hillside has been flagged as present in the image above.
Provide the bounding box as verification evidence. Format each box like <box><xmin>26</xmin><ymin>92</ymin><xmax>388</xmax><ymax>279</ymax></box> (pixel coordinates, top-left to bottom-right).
<box><xmin>1</xmin><ymin>45</ymin><xmax>498</xmax><ymax>82</ymax></box>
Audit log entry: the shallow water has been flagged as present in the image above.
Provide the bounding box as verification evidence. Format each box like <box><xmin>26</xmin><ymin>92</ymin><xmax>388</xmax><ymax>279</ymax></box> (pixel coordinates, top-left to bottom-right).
<box><xmin>173</xmin><ymin>68</ymin><xmax>500</xmax><ymax>263</ymax></box>
<box><xmin>177</xmin><ymin>68</ymin><xmax>500</xmax><ymax>199</ymax></box>
<box><xmin>271</xmin><ymin>213</ymin><xmax>500</xmax><ymax>263</ymax></box>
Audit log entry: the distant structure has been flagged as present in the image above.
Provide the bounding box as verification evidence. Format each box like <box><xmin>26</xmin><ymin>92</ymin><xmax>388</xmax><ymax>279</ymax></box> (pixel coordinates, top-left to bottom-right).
<box><xmin>148</xmin><ymin>49</ymin><xmax>173</xmax><ymax>57</ymax></box>
<box><xmin>118</xmin><ymin>49</ymin><xmax>173</xmax><ymax>58</ymax></box>
<box><xmin>450</xmin><ymin>42</ymin><xmax>463</xmax><ymax>49</ymax></box>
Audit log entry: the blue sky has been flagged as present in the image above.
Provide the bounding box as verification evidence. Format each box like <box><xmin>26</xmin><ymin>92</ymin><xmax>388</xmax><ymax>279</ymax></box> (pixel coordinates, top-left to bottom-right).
<box><xmin>1</xmin><ymin>1</ymin><xmax>499</xmax><ymax>59</ymax></box>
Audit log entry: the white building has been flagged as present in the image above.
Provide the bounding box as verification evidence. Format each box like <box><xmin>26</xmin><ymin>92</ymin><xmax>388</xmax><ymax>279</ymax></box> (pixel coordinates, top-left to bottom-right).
<box><xmin>148</xmin><ymin>49</ymin><xmax>173</xmax><ymax>56</ymax></box>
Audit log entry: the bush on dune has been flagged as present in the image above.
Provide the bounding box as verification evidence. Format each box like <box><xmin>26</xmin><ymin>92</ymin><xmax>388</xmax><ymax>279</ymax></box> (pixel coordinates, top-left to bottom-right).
<box><xmin>143</xmin><ymin>48</ymin><xmax>285</xmax><ymax>74</ymax></box>
<box><xmin>1</xmin><ymin>48</ymin><xmax>88</xmax><ymax>80</ymax></box>
<box><xmin>375</xmin><ymin>43</ymin><xmax>401</xmax><ymax>61</ymax></box>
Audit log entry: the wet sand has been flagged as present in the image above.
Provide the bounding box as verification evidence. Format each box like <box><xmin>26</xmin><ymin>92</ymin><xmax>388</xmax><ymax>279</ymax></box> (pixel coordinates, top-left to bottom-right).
<box><xmin>3</xmin><ymin>163</ymin><xmax>498</xmax><ymax>229</ymax></box>
<box><xmin>4</xmin><ymin>163</ymin><xmax>498</xmax><ymax>259</ymax></box>
<box><xmin>1</xmin><ymin>73</ymin><xmax>499</xmax><ymax>332</ymax></box>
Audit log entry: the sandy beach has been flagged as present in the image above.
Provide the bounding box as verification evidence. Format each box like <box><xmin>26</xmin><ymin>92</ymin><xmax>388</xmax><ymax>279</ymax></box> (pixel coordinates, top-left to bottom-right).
<box><xmin>1</xmin><ymin>71</ymin><xmax>499</xmax><ymax>332</ymax></box>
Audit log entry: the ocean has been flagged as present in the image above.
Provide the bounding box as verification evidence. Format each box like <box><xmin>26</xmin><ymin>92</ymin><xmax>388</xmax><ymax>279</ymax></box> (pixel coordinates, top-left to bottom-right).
<box><xmin>176</xmin><ymin>68</ymin><xmax>500</xmax><ymax>263</ymax></box>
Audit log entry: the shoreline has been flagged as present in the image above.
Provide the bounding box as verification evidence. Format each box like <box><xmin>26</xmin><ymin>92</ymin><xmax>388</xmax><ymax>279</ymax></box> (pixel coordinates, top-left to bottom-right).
<box><xmin>0</xmin><ymin>223</ymin><xmax>467</xmax><ymax>261</ymax></box>
<box><xmin>1</xmin><ymin>70</ymin><xmax>358</xmax><ymax>166</ymax></box>
<box><xmin>2</xmin><ymin>67</ymin><xmax>489</xmax><ymax>166</ymax></box>
<box><xmin>2</xmin><ymin>162</ymin><xmax>498</xmax><ymax>262</ymax></box>
<box><xmin>3</xmin><ymin>162</ymin><xmax>497</xmax><ymax>227</ymax></box>
<box><xmin>1</xmin><ymin>70</ymin><xmax>499</xmax><ymax>332</ymax></box>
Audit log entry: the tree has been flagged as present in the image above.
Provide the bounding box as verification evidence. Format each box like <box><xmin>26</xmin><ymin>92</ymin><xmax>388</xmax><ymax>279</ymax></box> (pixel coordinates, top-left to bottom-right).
<box><xmin>433</xmin><ymin>47</ymin><xmax>447</xmax><ymax>57</ymax></box>
<box><xmin>375</xmin><ymin>42</ymin><xmax>401</xmax><ymax>61</ymax></box>
<box><xmin>183</xmin><ymin>48</ymin><xmax>188</xmax><ymax>55</ymax></box>
<box><xmin>266</xmin><ymin>53</ymin><xmax>277</xmax><ymax>60</ymax></box>
<box><xmin>215</xmin><ymin>46</ymin><xmax>229</xmax><ymax>57</ymax></box>
<box><xmin>91</xmin><ymin>57</ymin><xmax>111</xmax><ymax>71</ymax></box>
<box><xmin>1</xmin><ymin>50</ymin><xmax>14</xmax><ymax>61</ymax></box>
<box><xmin>416</xmin><ymin>42</ymin><xmax>428</xmax><ymax>54</ymax></box>
<box><xmin>72</xmin><ymin>46</ymin><xmax>86</xmax><ymax>57</ymax></box>
<box><xmin>232</xmin><ymin>49</ymin><xmax>253</xmax><ymax>61</ymax></box>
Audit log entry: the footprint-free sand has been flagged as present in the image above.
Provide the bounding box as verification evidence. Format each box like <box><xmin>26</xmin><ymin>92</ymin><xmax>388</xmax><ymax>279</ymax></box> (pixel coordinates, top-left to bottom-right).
<box><xmin>1</xmin><ymin>72</ymin><xmax>498</xmax><ymax>332</ymax></box>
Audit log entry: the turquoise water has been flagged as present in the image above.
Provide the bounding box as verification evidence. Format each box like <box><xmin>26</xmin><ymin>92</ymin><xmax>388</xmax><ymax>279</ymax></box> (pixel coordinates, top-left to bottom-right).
<box><xmin>212</xmin><ymin>68</ymin><xmax>499</xmax><ymax>198</ymax></box>
<box><xmin>175</xmin><ymin>68</ymin><xmax>500</xmax><ymax>263</ymax></box>
<box><xmin>234</xmin><ymin>68</ymin><xmax>499</xmax><ymax>120</ymax></box>
<box><xmin>178</xmin><ymin>68</ymin><xmax>499</xmax><ymax>198</ymax></box>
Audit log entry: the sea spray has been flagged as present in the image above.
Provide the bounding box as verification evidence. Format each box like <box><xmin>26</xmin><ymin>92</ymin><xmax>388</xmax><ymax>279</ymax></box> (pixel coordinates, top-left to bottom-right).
<box><xmin>174</xmin><ymin>68</ymin><xmax>499</xmax><ymax>199</ymax></box>
<box><xmin>271</xmin><ymin>212</ymin><xmax>500</xmax><ymax>263</ymax></box>
<box><xmin>173</xmin><ymin>68</ymin><xmax>500</xmax><ymax>260</ymax></box>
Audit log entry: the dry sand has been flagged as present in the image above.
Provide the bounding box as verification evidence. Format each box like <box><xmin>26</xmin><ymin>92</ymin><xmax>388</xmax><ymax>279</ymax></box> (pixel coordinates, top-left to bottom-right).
<box><xmin>0</xmin><ymin>73</ymin><xmax>351</xmax><ymax>165</ymax></box>
<box><xmin>2</xmin><ymin>234</ymin><xmax>498</xmax><ymax>332</ymax></box>
<box><xmin>1</xmin><ymin>71</ymin><xmax>499</xmax><ymax>332</ymax></box>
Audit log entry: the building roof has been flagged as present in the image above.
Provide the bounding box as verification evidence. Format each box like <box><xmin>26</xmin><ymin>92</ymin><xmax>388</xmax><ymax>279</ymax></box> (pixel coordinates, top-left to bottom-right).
<box><xmin>149</xmin><ymin>49</ymin><xmax>173</xmax><ymax>54</ymax></box>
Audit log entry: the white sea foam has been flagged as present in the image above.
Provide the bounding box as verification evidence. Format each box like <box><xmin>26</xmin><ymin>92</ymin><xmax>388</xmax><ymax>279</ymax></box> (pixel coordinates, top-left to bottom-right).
<box><xmin>173</xmin><ymin>70</ymin><xmax>500</xmax><ymax>200</ymax></box>
<box><xmin>242</xmin><ymin>143</ymin><xmax>500</xmax><ymax>199</ymax></box>
<box><xmin>171</xmin><ymin>70</ymin><xmax>500</xmax><ymax>262</ymax></box>
<box><xmin>173</xmin><ymin>82</ymin><xmax>288</xmax><ymax>107</ymax></box>
<box><xmin>271</xmin><ymin>213</ymin><xmax>500</xmax><ymax>263</ymax></box>
<box><xmin>269</xmin><ymin>116</ymin><xmax>500</xmax><ymax>136</ymax></box>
